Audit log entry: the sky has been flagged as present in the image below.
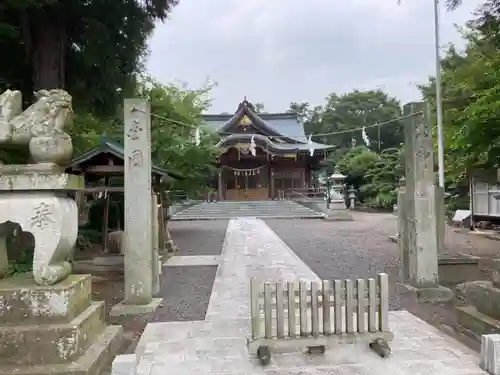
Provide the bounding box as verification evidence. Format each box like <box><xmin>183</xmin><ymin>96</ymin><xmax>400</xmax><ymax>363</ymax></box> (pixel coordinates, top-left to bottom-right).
<box><xmin>146</xmin><ymin>0</ymin><xmax>483</xmax><ymax>113</ymax></box>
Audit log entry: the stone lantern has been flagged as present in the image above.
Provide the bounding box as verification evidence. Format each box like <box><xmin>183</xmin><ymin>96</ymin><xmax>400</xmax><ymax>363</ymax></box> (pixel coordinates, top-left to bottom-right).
<box><xmin>348</xmin><ymin>186</ymin><xmax>356</xmax><ymax>210</ymax></box>
<box><xmin>327</xmin><ymin>168</ymin><xmax>347</xmax><ymax>210</ymax></box>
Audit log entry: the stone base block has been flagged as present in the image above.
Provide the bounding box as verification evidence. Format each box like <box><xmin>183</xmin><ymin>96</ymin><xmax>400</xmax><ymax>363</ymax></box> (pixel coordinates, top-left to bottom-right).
<box><xmin>0</xmin><ymin>302</ymin><xmax>105</xmax><ymax>365</ymax></box>
<box><xmin>456</xmin><ymin>305</ymin><xmax>500</xmax><ymax>338</ymax></box>
<box><xmin>109</xmin><ymin>298</ymin><xmax>163</xmax><ymax>317</ymax></box>
<box><xmin>0</xmin><ymin>273</ymin><xmax>123</xmax><ymax>375</ymax></box>
<box><xmin>456</xmin><ymin>281</ymin><xmax>500</xmax><ymax>320</ymax></box>
<box><xmin>0</xmin><ymin>168</ymin><xmax>84</xmax><ymax>191</ymax></box>
<box><xmin>481</xmin><ymin>333</ymin><xmax>500</xmax><ymax>374</ymax></box>
<box><xmin>323</xmin><ymin>211</ymin><xmax>353</xmax><ymax>221</ymax></box>
<box><xmin>327</xmin><ymin>201</ymin><xmax>346</xmax><ymax>210</ymax></box>
<box><xmin>0</xmin><ymin>274</ymin><xmax>91</xmax><ymax>324</ymax></box>
<box><xmin>0</xmin><ymin>325</ymin><xmax>123</xmax><ymax>375</ymax></box>
<box><xmin>398</xmin><ymin>283</ymin><xmax>453</xmax><ymax>303</ymax></box>
<box><xmin>438</xmin><ymin>254</ymin><xmax>485</xmax><ymax>285</ymax></box>
<box><xmin>111</xmin><ymin>354</ymin><xmax>136</xmax><ymax>375</ymax></box>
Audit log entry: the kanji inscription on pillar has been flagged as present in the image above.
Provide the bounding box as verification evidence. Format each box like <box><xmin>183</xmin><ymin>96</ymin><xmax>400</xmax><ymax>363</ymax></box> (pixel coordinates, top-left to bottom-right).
<box><xmin>129</xmin><ymin>150</ymin><xmax>143</xmax><ymax>167</ymax></box>
<box><xmin>127</xmin><ymin>119</ymin><xmax>143</xmax><ymax>140</ymax></box>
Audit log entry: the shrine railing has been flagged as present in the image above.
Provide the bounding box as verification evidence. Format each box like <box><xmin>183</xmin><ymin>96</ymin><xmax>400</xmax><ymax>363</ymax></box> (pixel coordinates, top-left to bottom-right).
<box><xmin>282</xmin><ymin>188</ymin><xmax>326</xmax><ymax>200</ymax></box>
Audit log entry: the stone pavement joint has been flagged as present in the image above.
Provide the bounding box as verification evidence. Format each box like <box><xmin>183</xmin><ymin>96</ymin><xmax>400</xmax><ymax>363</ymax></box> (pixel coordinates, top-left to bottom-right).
<box><xmin>112</xmin><ymin>218</ymin><xmax>488</xmax><ymax>375</ymax></box>
<box><xmin>163</xmin><ymin>255</ymin><xmax>220</xmax><ymax>267</ymax></box>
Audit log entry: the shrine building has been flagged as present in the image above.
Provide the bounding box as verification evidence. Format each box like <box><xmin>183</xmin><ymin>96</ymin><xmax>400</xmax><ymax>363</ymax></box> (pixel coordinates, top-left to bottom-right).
<box><xmin>201</xmin><ymin>99</ymin><xmax>335</xmax><ymax>201</ymax></box>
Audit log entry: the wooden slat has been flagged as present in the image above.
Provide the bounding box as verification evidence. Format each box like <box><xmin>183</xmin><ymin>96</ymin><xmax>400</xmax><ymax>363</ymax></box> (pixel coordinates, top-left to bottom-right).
<box><xmin>322</xmin><ymin>280</ymin><xmax>332</xmax><ymax>335</ymax></box>
<box><xmin>250</xmin><ymin>278</ymin><xmax>260</xmax><ymax>339</ymax></box>
<box><xmin>276</xmin><ymin>282</ymin><xmax>285</xmax><ymax>338</ymax></box>
<box><xmin>288</xmin><ymin>281</ymin><xmax>296</xmax><ymax>338</ymax></box>
<box><xmin>264</xmin><ymin>282</ymin><xmax>273</xmax><ymax>338</ymax></box>
<box><xmin>334</xmin><ymin>280</ymin><xmax>342</xmax><ymax>334</ymax></box>
<box><xmin>378</xmin><ymin>273</ymin><xmax>389</xmax><ymax>332</ymax></box>
<box><xmin>311</xmin><ymin>282</ymin><xmax>319</xmax><ymax>337</ymax></box>
<box><xmin>367</xmin><ymin>278</ymin><xmax>377</xmax><ymax>332</ymax></box>
<box><xmin>345</xmin><ymin>279</ymin><xmax>354</xmax><ymax>334</ymax></box>
<box><xmin>356</xmin><ymin>279</ymin><xmax>366</xmax><ymax>333</ymax></box>
<box><xmin>299</xmin><ymin>281</ymin><xmax>308</xmax><ymax>336</ymax></box>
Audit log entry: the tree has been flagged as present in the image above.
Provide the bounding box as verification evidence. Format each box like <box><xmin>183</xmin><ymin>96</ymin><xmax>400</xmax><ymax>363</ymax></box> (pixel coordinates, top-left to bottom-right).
<box><xmin>334</xmin><ymin>146</ymin><xmax>404</xmax><ymax>209</ymax></box>
<box><xmin>253</xmin><ymin>102</ymin><xmax>265</xmax><ymax>113</ymax></box>
<box><xmin>419</xmin><ymin>0</ymin><xmax>500</xmax><ymax>183</ymax></box>
<box><xmin>0</xmin><ymin>0</ymin><xmax>178</xmax><ymax>97</ymax></box>
<box><xmin>291</xmin><ymin>90</ymin><xmax>404</xmax><ymax>150</ymax></box>
<box><xmin>288</xmin><ymin>101</ymin><xmax>310</xmax><ymax>121</ymax></box>
<box><xmin>135</xmin><ymin>76</ymin><xmax>220</xmax><ymax>196</ymax></box>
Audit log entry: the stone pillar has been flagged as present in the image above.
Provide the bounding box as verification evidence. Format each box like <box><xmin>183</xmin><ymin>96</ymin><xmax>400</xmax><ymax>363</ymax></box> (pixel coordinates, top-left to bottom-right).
<box><xmin>270</xmin><ymin>168</ymin><xmax>275</xmax><ymax>199</ymax></box>
<box><xmin>123</xmin><ymin>99</ymin><xmax>154</xmax><ymax>305</ymax></box>
<box><xmin>435</xmin><ymin>185</ymin><xmax>445</xmax><ymax>253</ymax></box>
<box><xmin>397</xmin><ymin>177</ymin><xmax>409</xmax><ymax>281</ymax></box>
<box><xmin>151</xmin><ymin>193</ymin><xmax>160</xmax><ymax>295</ymax></box>
<box><xmin>156</xmin><ymin>189</ymin><xmax>166</xmax><ymax>254</ymax></box>
<box><xmin>218</xmin><ymin>171</ymin><xmax>223</xmax><ymax>201</ymax></box>
<box><xmin>403</xmin><ymin>102</ymin><xmax>439</xmax><ymax>288</ymax></box>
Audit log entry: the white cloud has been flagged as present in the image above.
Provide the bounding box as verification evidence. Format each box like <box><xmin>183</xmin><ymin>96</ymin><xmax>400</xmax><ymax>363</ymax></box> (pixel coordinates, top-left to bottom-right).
<box><xmin>147</xmin><ymin>0</ymin><xmax>483</xmax><ymax>112</ymax></box>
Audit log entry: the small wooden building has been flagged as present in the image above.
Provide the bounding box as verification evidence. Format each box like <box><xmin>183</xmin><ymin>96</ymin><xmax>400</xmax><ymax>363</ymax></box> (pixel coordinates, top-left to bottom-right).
<box><xmin>66</xmin><ymin>138</ymin><xmax>183</xmax><ymax>251</ymax></box>
<box><xmin>202</xmin><ymin>100</ymin><xmax>335</xmax><ymax>200</ymax></box>
<box><xmin>67</xmin><ymin>138</ymin><xmax>182</xmax><ymax>190</ymax></box>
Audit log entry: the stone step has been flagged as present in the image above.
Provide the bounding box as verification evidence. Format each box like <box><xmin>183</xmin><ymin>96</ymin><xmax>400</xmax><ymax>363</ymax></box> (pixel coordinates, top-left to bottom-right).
<box><xmin>171</xmin><ymin>215</ymin><xmax>324</xmax><ymax>221</ymax></box>
<box><xmin>0</xmin><ymin>325</ymin><xmax>123</xmax><ymax>375</ymax></box>
<box><xmin>0</xmin><ymin>274</ymin><xmax>91</xmax><ymax>325</ymax></box>
<box><xmin>0</xmin><ymin>301</ymin><xmax>106</xmax><ymax>365</ymax></box>
<box><xmin>175</xmin><ymin>210</ymin><xmax>316</xmax><ymax>216</ymax></box>
<box><xmin>172</xmin><ymin>214</ymin><xmax>323</xmax><ymax>217</ymax></box>
<box><xmin>171</xmin><ymin>201</ymin><xmax>324</xmax><ymax>221</ymax></box>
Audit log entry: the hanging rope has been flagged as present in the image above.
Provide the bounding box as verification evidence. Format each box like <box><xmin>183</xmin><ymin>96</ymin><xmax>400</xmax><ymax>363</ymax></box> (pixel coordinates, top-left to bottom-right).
<box><xmin>135</xmin><ymin>106</ymin><xmax>422</xmax><ymax>143</ymax></box>
<box><xmin>221</xmin><ymin>165</ymin><xmax>267</xmax><ymax>176</ymax></box>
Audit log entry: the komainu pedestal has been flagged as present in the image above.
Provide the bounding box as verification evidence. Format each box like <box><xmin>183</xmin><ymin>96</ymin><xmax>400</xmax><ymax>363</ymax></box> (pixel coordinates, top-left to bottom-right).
<box><xmin>0</xmin><ymin>274</ymin><xmax>123</xmax><ymax>375</ymax></box>
<box><xmin>456</xmin><ymin>259</ymin><xmax>500</xmax><ymax>339</ymax></box>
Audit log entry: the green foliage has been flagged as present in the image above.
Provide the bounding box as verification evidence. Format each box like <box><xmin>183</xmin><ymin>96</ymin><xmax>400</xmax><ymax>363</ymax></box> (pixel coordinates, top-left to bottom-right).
<box><xmin>333</xmin><ymin>147</ymin><xmax>404</xmax><ymax>209</ymax></box>
<box><xmin>6</xmin><ymin>229</ymin><xmax>34</xmax><ymax>276</ymax></box>
<box><xmin>136</xmin><ymin>77</ymin><xmax>220</xmax><ymax>196</ymax></box>
<box><xmin>75</xmin><ymin>232</ymin><xmax>92</xmax><ymax>251</ymax></box>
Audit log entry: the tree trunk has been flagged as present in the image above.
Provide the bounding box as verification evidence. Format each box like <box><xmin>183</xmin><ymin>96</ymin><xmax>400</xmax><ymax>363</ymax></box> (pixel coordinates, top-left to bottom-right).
<box><xmin>28</xmin><ymin>14</ymin><xmax>67</xmax><ymax>90</ymax></box>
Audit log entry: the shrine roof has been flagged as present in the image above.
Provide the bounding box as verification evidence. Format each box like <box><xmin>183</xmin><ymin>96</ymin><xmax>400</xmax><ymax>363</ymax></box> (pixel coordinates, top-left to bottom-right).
<box><xmin>216</xmin><ymin>133</ymin><xmax>334</xmax><ymax>153</ymax></box>
<box><xmin>68</xmin><ymin>137</ymin><xmax>184</xmax><ymax>180</ymax></box>
<box><xmin>201</xmin><ymin>100</ymin><xmax>334</xmax><ymax>149</ymax></box>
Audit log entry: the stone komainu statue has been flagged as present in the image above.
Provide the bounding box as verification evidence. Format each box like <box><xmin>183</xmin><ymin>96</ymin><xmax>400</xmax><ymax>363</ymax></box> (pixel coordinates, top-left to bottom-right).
<box><xmin>0</xmin><ymin>89</ymin><xmax>81</xmax><ymax>285</ymax></box>
<box><xmin>0</xmin><ymin>88</ymin><xmax>74</xmax><ymax>165</ymax></box>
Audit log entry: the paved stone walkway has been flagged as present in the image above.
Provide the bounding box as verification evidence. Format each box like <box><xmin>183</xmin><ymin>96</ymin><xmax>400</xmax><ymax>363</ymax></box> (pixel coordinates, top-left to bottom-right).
<box><xmin>114</xmin><ymin>218</ymin><xmax>487</xmax><ymax>375</ymax></box>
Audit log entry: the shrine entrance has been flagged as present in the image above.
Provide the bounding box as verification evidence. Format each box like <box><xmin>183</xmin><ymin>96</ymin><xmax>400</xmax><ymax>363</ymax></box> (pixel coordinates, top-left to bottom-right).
<box><xmin>223</xmin><ymin>166</ymin><xmax>269</xmax><ymax>201</ymax></box>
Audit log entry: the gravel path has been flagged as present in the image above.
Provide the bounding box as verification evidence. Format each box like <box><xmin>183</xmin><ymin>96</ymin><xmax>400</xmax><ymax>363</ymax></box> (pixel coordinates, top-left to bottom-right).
<box><xmin>145</xmin><ymin>220</ymin><xmax>229</xmax><ymax>321</ymax></box>
<box><xmin>266</xmin><ymin>213</ymin><xmax>403</xmax><ymax>310</ymax></box>
<box><xmin>169</xmin><ymin>220</ymin><xmax>228</xmax><ymax>256</ymax></box>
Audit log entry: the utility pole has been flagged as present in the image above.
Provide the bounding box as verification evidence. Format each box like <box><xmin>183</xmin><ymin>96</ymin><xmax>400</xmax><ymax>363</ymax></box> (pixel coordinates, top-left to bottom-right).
<box><xmin>434</xmin><ymin>0</ymin><xmax>445</xmax><ymax>188</ymax></box>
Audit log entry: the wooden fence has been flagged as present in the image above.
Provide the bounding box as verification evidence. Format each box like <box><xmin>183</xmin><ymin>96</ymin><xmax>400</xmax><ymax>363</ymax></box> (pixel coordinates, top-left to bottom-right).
<box><xmin>248</xmin><ymin>273</ymin><xmax>392</xmax><ymax>353</ymax></box>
